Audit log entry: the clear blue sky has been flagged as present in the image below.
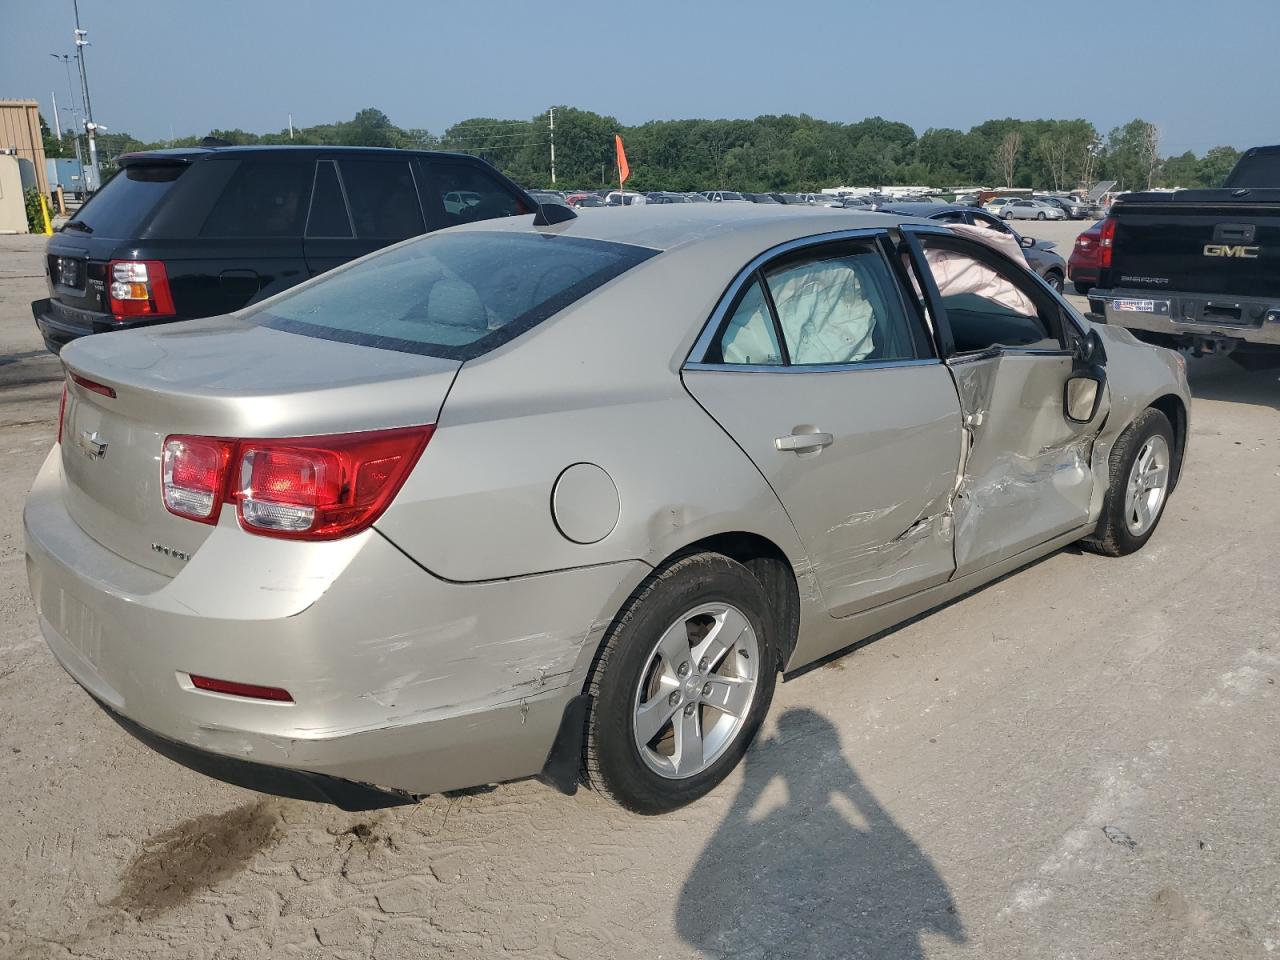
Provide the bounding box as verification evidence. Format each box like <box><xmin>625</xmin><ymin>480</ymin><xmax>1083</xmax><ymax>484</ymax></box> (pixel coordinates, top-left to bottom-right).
<box><xmin>2</xmin><ymin>0</ymin><xmax>1274</xmax><ymax>154</ymax></box>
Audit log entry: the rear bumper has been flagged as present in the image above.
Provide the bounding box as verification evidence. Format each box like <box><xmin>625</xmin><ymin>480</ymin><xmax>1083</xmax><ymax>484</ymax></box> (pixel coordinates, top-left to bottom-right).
<box><xmin>95</xmin><ymin>695</ymin><xmax>414</xmax><ymax>811</ymax></box>
<box><xmin>32</xmin><ymin>297</ymin><xmax>176</xmax><ymax>354</ymax></box>
<box><xmin>1089</xmin><ymin>288</ymin><xmax>1280</xmax><ymax>347</ymax></box>
<box><xmin>24</xmin><ymin>446</ymin><xmax>647</xmax><ymax>802</ymax></box>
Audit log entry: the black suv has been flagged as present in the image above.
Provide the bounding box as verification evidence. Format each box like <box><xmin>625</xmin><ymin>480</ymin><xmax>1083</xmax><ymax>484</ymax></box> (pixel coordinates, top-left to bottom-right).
<box><xmin>32</xmin><ymin>145</ymin><xmax>536</xmax><ymax>353</ymax></box>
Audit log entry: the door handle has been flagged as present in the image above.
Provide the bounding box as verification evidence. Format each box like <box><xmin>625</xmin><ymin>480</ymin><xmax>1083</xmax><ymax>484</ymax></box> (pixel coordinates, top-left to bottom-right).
<box><xmin>775</xmin><ymin>431</ymin><xmax>833</xmax><ymax>453</ymax></box>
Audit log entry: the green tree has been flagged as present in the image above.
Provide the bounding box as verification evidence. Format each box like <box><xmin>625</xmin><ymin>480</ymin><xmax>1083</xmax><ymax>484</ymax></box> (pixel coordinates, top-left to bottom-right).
<box><xmin>40</xmin><ymin>115</ymin><xmax>67</xmax><ymax>158</ymax></box>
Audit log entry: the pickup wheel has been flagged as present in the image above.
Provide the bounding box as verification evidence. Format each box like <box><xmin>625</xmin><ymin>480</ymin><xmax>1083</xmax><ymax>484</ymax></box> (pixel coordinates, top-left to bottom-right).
<box><xmin>1082</xmin><ymin>408</ymin><xmax>1175</xmax><ymax>557</ymax></box>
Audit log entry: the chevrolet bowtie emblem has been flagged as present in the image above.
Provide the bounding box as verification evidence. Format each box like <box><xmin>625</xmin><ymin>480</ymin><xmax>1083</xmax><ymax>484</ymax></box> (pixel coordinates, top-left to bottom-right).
<box><xmin>77</xmin><ymin>430</ymin><xmax>108</xmax><ymax>459</ymax></box>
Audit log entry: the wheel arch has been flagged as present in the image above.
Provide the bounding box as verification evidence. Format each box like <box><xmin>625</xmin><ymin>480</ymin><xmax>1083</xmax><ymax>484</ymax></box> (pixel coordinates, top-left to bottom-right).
<box><xmin>1148</xmin><ymin>393</ymin><xmax>1188</xmax><ymax>488</ymax></box>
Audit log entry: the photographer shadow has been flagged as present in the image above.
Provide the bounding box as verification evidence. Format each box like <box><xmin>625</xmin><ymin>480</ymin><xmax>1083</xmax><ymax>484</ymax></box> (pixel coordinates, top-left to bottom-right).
<box><xmin>676</xmin><ymin>708</ymin><xmax>965</xmax><ymax>960</ymax></box>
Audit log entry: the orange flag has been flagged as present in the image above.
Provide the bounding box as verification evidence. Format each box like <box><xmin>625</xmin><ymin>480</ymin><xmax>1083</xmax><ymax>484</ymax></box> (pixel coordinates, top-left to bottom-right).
<box><xmin>615</xmin><ymin>134</ymin><xmax>630</xmax><ymax>185</ymax></box>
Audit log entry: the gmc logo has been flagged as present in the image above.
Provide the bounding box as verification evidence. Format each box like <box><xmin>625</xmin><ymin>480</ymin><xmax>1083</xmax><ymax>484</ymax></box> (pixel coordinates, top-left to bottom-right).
<box><xmin>1203</xmin><ymin>244</ymin><xmax>1260</xmax><ymax>259</ymax></box>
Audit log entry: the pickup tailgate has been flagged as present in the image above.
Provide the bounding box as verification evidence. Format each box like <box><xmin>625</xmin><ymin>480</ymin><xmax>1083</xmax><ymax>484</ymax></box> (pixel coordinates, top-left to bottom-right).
<box><xmin>1109</xmin><ymin>190</ymin><xmax>1280</xmax><ymax>298</ymax></box>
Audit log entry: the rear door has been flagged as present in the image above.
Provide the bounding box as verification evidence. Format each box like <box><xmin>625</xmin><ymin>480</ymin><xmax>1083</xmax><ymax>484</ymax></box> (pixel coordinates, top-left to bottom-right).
<box><xmin>683</xmin><ymin>231</ymin><xmax>963</xmax><ymax>621</ymax></box>
<box><xmin>902</xmin><ymin>227</ymin><xmax>1108</xmax><ymax>577</ymax></box>
<box><xmin>150</xmin><ymin>155</ymin><xmax>314</xmax><ymax>315</ymax></box>
<box><xmin>303</xmin><ymin>156</ymin><xmax>428</xmax><ymax>277</ymax></box>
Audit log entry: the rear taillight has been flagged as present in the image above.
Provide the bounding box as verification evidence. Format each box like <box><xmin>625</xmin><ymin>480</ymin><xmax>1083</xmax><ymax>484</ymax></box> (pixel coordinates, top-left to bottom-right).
<box><xmin>57</xmin><ymin>385</ymin><xmax>67</xmax><ymax>444</ymax></box>
<box><xmin>107</xmin><ymin>259</ymin><xmax>175</xmax><ymax>320</ymax></box>
<box><xmin>161</xmin><ymin>426</ymin><xmax>433</xmax><ymax>539</ymax></box>
<box><xmin>1098</xmin><ymin>217</ymin><xmax>1117</xmax><ymax>269</ymax></box>
<box><xmin>163</xmin><ymin>436</ymin><xmax>236</xmax><ymax>522</ymax></box>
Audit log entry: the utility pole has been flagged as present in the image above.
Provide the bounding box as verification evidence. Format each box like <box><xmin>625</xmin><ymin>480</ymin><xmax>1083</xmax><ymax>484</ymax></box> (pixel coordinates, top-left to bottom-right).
<box><xmin>51</xmin><ymin>91</ymin><xmax>62</xmax><ymax>138</ymax></box>
<box><xmin>50</xmin><ymin>53</ymin><xmax>85</xmax><ymax>192</ymax></box>
<box><xmin>288</xmin><ymin>113</ymin><xmax>294</xmax><ymax>140</ymax></box>
<box><xmin>72</xmin><ymin>0</ymin><xmax>101</xmax><ymax>193</ymax></box>
<box><xmin>548</xmin><ymin>108</ymin><xmax>557</xmax><ymax>185</ymax></box>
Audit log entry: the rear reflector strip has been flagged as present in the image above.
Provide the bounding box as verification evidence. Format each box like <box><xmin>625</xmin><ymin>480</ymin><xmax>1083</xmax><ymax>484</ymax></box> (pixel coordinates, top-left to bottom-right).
<box><xmin>69</xmin><ymin>372</ymin><xmax>117</xmax><ymax>399</ymax></box>
<box><xmin>188</xmin><ymin>674</ymin><xmax>294</xmax><ymax>703</ymax></box>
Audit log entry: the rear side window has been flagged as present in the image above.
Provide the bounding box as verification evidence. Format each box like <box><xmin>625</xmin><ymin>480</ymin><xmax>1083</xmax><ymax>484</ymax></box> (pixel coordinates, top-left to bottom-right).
<box><xmin>337</xmin><ymin>159</ymin><xmax>425</xmax><ymax>238</ymax></box>
<box><xmin>251</xmin><ymin>231</ymin><xmax>658</xmax><ymax>359</ymax></box>
<box><xmin>306</xmin><ymin>161</ymin><xmax>352</xmax><ymax>237</ymax></box>
<box><xmin>717</xmin><ymin>278</ymin><xmax>783</xmax><ymax>365</ymax></box>
<box><xmin>65</xmin><ymin>162</ymin><xmax>186</xmax><ymax>237</ymax></box>
<box><xmin>763</xmin><ymin>245</ymin><xmax>918</xmax><ymax>364</ymax></box>
<box><xmin>427</xmin><ymin>162</ymin><xmax>530</xmax><ymax>226</ymax></box>
<box><xmin>200</xmin><ymin>159</ymin><xmax>314</xmax><ymax>237</ymax></box>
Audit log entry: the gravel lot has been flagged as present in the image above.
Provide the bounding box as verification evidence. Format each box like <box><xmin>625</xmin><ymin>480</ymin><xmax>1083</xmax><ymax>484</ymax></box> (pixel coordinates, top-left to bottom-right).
<box><xmin>1</xmin><ymin>225</ymin><xmax>1278</xmax><ymax>960</ymax></box>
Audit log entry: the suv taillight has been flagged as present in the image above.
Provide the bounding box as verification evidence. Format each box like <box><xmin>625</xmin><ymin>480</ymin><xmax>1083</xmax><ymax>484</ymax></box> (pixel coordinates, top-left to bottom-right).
<box><xmin>1097</xmin><ymin>217</ymin><xmax>1117</xmax><ymax>269</ymax></box>
<box><xmin>107</xmin><ymin>259</ymin><xmax>175</xmax><ymax>320</ymax></box>
<box><xmin>161</xmin><ymin>426</ymin><xmax>433</xmax><ymax>539</ymax></box>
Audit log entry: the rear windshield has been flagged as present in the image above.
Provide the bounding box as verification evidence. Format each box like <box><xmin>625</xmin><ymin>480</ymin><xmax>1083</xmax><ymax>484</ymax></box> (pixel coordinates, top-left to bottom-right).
<box><xmin>65</xmin><ymin>162</ymin><xmax>186</xmax><ymax>237</ymax></box>
<box><xmin>251</xmin><ymin>231</ymin><xmax>659</xmax><ymax>360</ymax></box>
<box><xmin>1223</xmin><ymin>151</ymin><xmax>1280</xmax><ymax>188</ymax></box>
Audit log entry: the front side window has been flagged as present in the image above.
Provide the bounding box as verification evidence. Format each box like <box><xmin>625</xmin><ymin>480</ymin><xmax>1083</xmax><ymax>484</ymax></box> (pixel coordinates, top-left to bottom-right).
<box><xmin>200</xmin><ymin>159</ymin><xmax>314</xmax><ymax>238</ymax></box>
<box><xmin>762</xmin><ymin>244</ymin><xmax>918</xmax><ymax>365</ymax></box>
<box><xmin>337</xmin><ymin>159</ymin><xmax>425</xmax><ymax>238</ymax></box>
<box><xmin>919</xmin><ymin>237</ymin><xmax>1059</xmax><ymax>354</ymax></box>
<box><xmin>251</xmin><ymin>231</ymin><xmax>657</xmax><ymax>359</ymax></box>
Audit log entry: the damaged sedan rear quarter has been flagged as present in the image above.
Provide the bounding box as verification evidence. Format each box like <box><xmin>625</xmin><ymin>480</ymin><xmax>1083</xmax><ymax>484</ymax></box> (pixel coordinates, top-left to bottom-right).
<box><xmin>25</xmin><ymin>205</ymin><xmax>1190</xmax><ymax>813</ymax></box>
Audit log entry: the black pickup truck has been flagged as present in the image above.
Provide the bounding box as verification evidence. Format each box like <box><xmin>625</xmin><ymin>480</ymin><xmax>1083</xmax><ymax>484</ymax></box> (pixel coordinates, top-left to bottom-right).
<box><xmin>1088</xmin><ymin>144</ymin><xmax>1280</xmax><ymax>368</ymax></box>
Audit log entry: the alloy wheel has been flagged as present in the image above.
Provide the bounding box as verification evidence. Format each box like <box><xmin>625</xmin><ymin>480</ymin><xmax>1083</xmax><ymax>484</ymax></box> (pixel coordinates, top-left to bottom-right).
<box><xmin>1124</xmin><ymin>434</ymin><xmax>1170</xmax><ymax>536</ymax></box>
<box><xmin>631</xmin><ymin>602</ymin><xmax>760</xmax><ymax>779</ymax></box>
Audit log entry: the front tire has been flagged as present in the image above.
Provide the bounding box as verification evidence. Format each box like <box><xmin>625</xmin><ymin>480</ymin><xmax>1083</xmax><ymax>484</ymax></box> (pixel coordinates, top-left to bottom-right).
<box><xmin>1037</xmin><ymin>211</ymin><xmax>1047</xmax><ymax>220</ymax></box>
<box><xmin>1044</xmin><ymin>270</ymin><xmax>1064</xmax><ymax>293</ymax></box>
<box><xmin>583</xmin><ymin>553</ymin><xmax>778</xmax><ymax>814</ymax></box>
<box><xmin>1082</xmin><ymin>408</ymin><xmax>1175</xmax><ymax>557</ymax></box>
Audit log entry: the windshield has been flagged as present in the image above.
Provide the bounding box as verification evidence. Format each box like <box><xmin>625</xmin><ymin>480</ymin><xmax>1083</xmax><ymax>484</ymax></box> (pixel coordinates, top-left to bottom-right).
<box><xmin>64</xmin><ymin>162</ymin><xmax>187</xmax><ymax>237</ymax></box>
<box><xmin>251</xmin><ymin>231</ymin><xmax>658</xmax><ymax>359</ymax></box>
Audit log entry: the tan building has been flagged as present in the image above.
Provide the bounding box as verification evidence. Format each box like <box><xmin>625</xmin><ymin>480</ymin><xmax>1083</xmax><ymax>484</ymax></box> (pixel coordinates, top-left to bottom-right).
<box><xmin>0</xmin><ymin>155</ymin><xmax>31</xmax><ymax>233</ymax></box>
<box><xmin>0</xmin><ymin>99</ymin><xmax>51</xmax><ymax>198</ymax></box>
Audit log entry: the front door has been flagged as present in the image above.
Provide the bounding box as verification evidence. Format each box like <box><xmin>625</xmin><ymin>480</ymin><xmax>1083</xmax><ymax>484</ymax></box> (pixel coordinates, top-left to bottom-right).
<box><xmin>903</xmin><ymin>228</ymin><xmax>1109</xmax><ymax>577</ymax></box>
<box><xmin>683</xmin><ymin>233</ymin><xmax>963</xmax><ymax>621</ymax></box>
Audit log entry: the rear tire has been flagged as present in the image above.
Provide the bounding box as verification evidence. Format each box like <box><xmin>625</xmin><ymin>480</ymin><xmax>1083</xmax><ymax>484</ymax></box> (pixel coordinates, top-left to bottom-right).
<box><xmin>1081</xmin><ymin>408</ymin><xmax>1175</xmax><ymax>557</ymax></box>
<box><xmin>583</xmin><ymin>553</ymin><xmax>778</xmax><ymax>814</ymax></box>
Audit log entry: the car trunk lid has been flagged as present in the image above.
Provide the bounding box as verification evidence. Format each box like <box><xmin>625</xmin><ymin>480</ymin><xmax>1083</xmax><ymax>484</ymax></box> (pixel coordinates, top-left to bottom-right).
<box><xmin>58</xmin><ymin>315</ymin><xmax>460</xmax><ymax>576</ymax></box>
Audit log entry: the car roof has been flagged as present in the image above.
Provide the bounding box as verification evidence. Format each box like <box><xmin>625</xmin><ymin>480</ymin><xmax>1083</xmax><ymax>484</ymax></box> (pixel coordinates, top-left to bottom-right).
<box><xmin>446</xmin><ymin>203</ymin><xmax>914</xmax><ymax>254</ymax></box>
<box><xmin>117</xmin><ymin>145</ymin><xmax>493</xmax><ymax>165</ymax></box>
<box><xmin>877</xmin><ymin>202</ymin><xmax>969</xmax><ymax>217</ymax></box>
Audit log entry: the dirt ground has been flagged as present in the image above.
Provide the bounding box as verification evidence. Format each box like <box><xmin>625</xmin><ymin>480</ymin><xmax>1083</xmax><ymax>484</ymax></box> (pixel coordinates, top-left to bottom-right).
<box><xmin>1</xmin><ymin>228</ymin><xmax>1277</xmax><ymax>960</ymax></box>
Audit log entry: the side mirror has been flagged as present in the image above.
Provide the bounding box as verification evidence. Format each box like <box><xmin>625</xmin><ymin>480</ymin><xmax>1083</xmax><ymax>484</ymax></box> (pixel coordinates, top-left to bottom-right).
<box><xmin>1064</xmin><ymin>375</ymin><xmax>1104</xmax><ymax>423</ymax></box>
<box><xmin>1076</xmin><ymin>327</ymin><xmax>1108</xmax><ymax>366</ymax></box>
<box><xmin>1019</xmin><ymin>234</ymin><xmax>1036</xmax><ymax>249</ymax></box>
